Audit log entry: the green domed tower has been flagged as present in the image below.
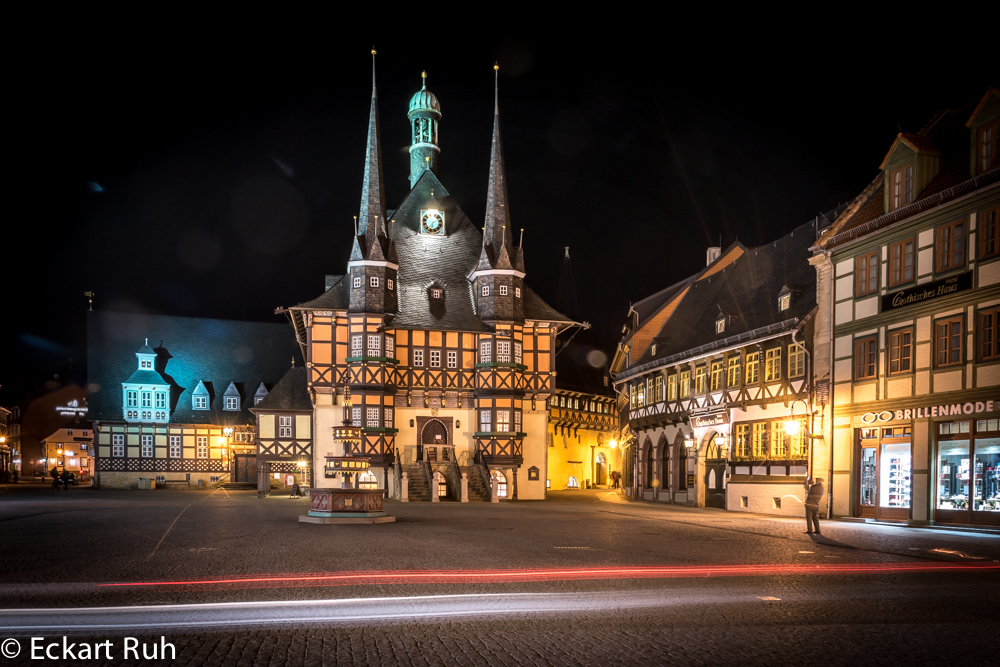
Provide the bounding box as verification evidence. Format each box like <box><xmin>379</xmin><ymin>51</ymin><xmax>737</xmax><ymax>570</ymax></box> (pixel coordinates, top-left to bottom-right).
<box><xmin>408</xmin><ymin>71</ymin><xmax>441</xmax><ymax>187</ymax></box>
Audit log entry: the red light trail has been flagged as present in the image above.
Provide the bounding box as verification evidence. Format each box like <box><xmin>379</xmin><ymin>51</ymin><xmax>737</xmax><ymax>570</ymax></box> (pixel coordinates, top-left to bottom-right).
<box><xmin>97</xmin><ymin>562</ymin><xmax>1000</xmax><ymax>591</ymax></box>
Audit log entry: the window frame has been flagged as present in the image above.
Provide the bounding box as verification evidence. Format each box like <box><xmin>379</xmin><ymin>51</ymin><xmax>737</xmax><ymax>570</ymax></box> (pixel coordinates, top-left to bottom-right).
<box><xmin>727</xmin><ymin>356</ymin><xmax>741</xmax><ymax>387</ymax></box>
<box><xmin>387</xmin><ymin>278</ymin><xmax>394</xmax><ymax>291</ymax></box>
<box><xmin>654</xmin><ymin>375</ymin><xmax>663</xmax><ymax>402</ymax></box>
<box><xmin>224</xmin><ymin>396</ymin><xmax>239</xmax><ymax>411</ymax></box>
<box><xmin>430</xmin><ymin>349</ymin><xmax>441</xmax><ymax>367</ymax></box>
<box><xmin>980</xmin><ymin>205</ymin><xmax>1000</xmax><ymax>261</ymax></box>
<box><xmin>887</xmin><ymin>327</ymin><xmax>914</xmax><ymax>375</ymax></box>
<box><xmin>710</xmin><ymin>361</ymin><xmax>723</xmax><ymax>391</ymax></box>
<box><xmin>447</xmin><ymin>350</ymin><xmax>458</xmax><ymax>368</ymax></box>
<box><xmin>788</xmin><ymin>343</ymin><xmax>806</xmax><ymax>379</ymax></box>
<box><xmin>369</xmin><ymin>276</ymin><xmax>379</xmax><ymax>288</ymax></box>
<box><xmin>667</xmin><ymin>374</ymin><xmax>677</xmax><ymax>401</ymax></box>
<box><xmin>855</xmin><ymin>250</ymin><xmax>879</xmax><ymax>297</ymax></box>
<box><xmin>141</xmin><ymin>434</ymin><xmax>153</xmax><ymax>458</ymax></box>
<box><xmin>854</xmin><ymin>335</ymin><xmax>878</xmax><ymax>381</ymax></box>
<box><xmin>412</xmin><ymin>349</ymin><xmax>424</xmax><ymax>367</ymax></box>
<box><xmin>353</xmin><ymin>276</ymin><xmax>362</xmax><ymax>288</ymax></box>
<box><xmin>889</xmin><ymin>162</ymin><xmax>913</xmax><ymax>211</ymax></box>
<box><xmin>193</xmin><ymin>395</ymin><xmax>208</xmax><ymax>410</ymax></box>
<box><xmin>695</xmin><ymin>366</ymin><xmax>707</xmax><ymax>394</ymax></box>
<box><xmin>935</xmin><ymin>316</ymin><xmax>963</xmax><ymax>368</ymax></box>
<box><xmin>935</xmin><ymin>219</ymin><xmax>965</xmax><ymax>273</ymax></box>
<box><xmin>499</xmin><ymin>285</ymin><xmax>508</xmax><ymax>296</ymax></box>
<box><xmin>764</xmin><ymin>347</ymin><xmax>782</xmax><ymax>382</ymax></box>
<box><xmin>482</xmin><ymin>285</ymin><xmax>490</xmax><ymax>296</ymax></box>
<box><xmin>745</xmin><ymin>352</ymin><xmax>759</xmax><ymax>384</ymax></box>
<box><xmin>169</xmin><ymin>435</ymin><xmax>181</xmax><ymax>459</ymax></box>
<box><xmin>978</xmin><ymin>308</ymin><xmax>1000</xmax><ymax>362</ymax></box>
<box><xmin>196</xmin><ymin>436</ymin><xmax>208</xmax><ymax>459</ymax></box>
<box><xmin>888</xmin><ymin>236</ymin><xmax>916</xmax><ymax>287</ymax></box>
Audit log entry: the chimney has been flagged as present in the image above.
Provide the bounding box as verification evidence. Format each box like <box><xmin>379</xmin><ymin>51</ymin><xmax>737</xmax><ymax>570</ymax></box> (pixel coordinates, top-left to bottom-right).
<box><xmin>706</xmin><ymin>247</ymin><xmax>721</xmax><ymax>266</ymax></box>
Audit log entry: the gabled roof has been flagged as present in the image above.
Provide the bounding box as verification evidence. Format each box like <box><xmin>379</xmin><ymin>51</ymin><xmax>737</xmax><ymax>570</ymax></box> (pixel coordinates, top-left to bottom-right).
<box><xmin>965</xmin><ymin>87</ymin><xmax>1000</xmax><ymax>128</ymax></box>
<box><xmin>88</xmin><ymin>311</ymin><xmax>300</xmax><ymax>424</ymax></box>
<box><xmin>879</xmin><ymin>132</ymin><xmax>940</xmax><ymax>169</ymax></box>
<box><xmin>619</xmin><ymin>218</ymin><xmax>820</xmax><ymax>379</ymax></box>
<box><xmin>251</xmin><ymin>366</ymin><xmax>312</xmax><ymax>412</ymax></box>
<box><xmin>123</xmin><ymin>369</ymin><xmax>169</xmax><ymax>386</ymax></box>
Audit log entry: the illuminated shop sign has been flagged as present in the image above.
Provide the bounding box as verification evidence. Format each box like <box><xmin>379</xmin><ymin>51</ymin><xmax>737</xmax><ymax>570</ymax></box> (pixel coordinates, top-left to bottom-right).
<box><xmin>55</xmin><ymin>399</ymin><xmax>88</xmax><ymax>417</ymax></box>
<box><xmin>880</xmin><ymin>270</ymin><xmax>972</xmax><ymax>312</ymax></box>
<box><xmin>861</xmin><ymin>400</ymin><xmax>996</xmax><ymax>423</ymax></box>
<box><xmin>692</xmin><ymin>412</ymin><xmax>729</xmax><ymax>428</ymax></box>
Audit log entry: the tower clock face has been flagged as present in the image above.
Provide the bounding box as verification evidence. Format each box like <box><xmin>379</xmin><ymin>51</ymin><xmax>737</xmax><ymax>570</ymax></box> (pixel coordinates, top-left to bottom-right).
<box><xmin>420</xmin><ymin>209</ymin><xmax>444</xmax><ymax>235</ymax></box>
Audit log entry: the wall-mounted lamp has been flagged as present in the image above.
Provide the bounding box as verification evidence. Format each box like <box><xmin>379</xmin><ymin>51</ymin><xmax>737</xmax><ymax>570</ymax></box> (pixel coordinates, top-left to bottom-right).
<box><xmin>609</xmin><ymin>439</ymin><xmax>618</xmax><ymax>449</ymax></box>
<box><xmin>784</xmin><ymin>419</ymin><xmax>800</xmax><ymax>436</ymax></box>
<box><xmin>684</xmin><ymin>437</ymin><xmax>694</xmax><ymax>448</ymax></box>
<box><xmin>456</xmin><ymin>420</ymin><xmax>461</xmax><ymax>429</ymax></box>
<box><xmin>409</xmin><ymin>419</ymin><xmax>415</xmax><ymax>428</ymax></box>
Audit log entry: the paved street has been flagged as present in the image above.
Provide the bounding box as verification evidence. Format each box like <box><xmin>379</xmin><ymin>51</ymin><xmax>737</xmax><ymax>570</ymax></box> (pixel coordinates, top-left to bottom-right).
<box><xmin>1</xmin><ymin>484</ymin><xmax>998</xmax><ymax>665</ymax></box>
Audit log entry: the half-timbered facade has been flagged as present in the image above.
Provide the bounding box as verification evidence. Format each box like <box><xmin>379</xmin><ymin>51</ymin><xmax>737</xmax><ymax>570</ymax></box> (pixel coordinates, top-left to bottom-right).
<box><xmin>547</xmin><ymin>388</ymin><xmax>619</xmax><ymax>490</ymax></box>
<box><xmin>613</xmin><ymin>218</ymin><xmax>838</xmax><ymax>515</ymax></box>
<box><xmin>279</xmin><ymin>63</ymin><xmax>575</xmax><ymax>501</ymax></box>
<box><xmin>250</xmin><ymin>365</ymin><xmax>313</xmax><ymax>494</ymax></box>
<box><xmin>812</xmin><ymin>87</ymin><xmax>1000</xmax><ymax>526</ymax></box>
<box><xmin>87</xmin><ymin>311</ymin><xmax>300</xmax><ymax>489</ymax></box>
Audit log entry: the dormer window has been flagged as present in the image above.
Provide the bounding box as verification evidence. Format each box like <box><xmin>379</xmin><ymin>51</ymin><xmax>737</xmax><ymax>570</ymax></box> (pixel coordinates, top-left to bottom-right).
<box><xmin>778</xmin><ymin>293</ymin><xmax>790</xmax><ymax>311</ymax></box>
<box><xmin>194</xmin><ymin>396</ymin><xmax>208</xmax><ymax>409</ymax></box>
<box><xmin>979</xmin><ymin>121</ymin><xmax>998</xmax><ymax>174</ymax></box>
<box><xmin>715</xmin><ymin>317</ymin><xmax>725</xmax><ymax>334</ymax></box>
<box><xmin>192</xmin><ymin>380</ymin><xmax>210</xmax><ymax>410</ymax></box>
<box><xmin>225</xmin><ymin>396</ymin><xmax>239</xmax><ymax>411</ymax></box>
<box><xmin>651</xmin><ymin>343</ymin><xmax>657</xmax><ymax>356</ymax></box>
<box><xmin>387</xmin><ymin>278</ymin><xmax>394</xmax><ymax>291</ymax></box>
<box><xmin>432</xmin><ymin>288</ymin><xmax>442</xmax><ymax>299</ymax></box>
<box><xmin>890</xmin><ymin>164</ymin><xmax>913</xmax><ymax>211</ymax></box>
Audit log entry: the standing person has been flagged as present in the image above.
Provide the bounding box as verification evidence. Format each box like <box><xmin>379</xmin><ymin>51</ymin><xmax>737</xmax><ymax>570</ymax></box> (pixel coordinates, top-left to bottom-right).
<box><xmin>804</xmin><ymin>476</ymin><xmax>825</xmax><ymax>534</ymax></box>
<box><xmin>60</xmin><ymin>470</ymin><xmax>72</xmax><ymax>491</ymax></box>
<box><xmin>50</xmin><ymin>466</ymin><xmax>60</xmax><ymax>490</ymax></box>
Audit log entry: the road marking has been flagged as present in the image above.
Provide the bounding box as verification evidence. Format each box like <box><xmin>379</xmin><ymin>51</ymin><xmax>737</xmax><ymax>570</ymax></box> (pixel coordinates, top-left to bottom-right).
<box><xmin>798</xmin><ymin>551</ymin><xmax>814</xmax><ymax>554</ymax></box>
<box><xmin>146</xmin><ymin>503</ymin><xmax>192</xmax><ymax>562</ymax></box>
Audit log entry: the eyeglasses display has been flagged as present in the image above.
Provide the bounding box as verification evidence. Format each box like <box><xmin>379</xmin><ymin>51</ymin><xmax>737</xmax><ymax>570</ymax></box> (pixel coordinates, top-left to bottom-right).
<box><xmin>879</xmin><ymin>442</ymin><xmax>911</xmax><ymax>509</ymax></box>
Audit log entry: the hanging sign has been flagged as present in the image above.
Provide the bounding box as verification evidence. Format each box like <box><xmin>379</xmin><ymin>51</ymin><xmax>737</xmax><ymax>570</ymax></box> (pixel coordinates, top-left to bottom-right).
<box><xmin>881</xmin><ymin>270</ymin><xmax>972</xmax><ymax>312</ymax></box>
<box><xmin>692</xmin><ymin>413</ymin><xmax>729</xmax><ymax>428</ymax></box>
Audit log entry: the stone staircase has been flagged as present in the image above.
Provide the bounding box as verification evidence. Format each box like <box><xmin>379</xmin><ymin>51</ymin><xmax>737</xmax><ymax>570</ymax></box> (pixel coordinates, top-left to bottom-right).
<box><xmin>404</xmin><ymin>464</ymin><xmax>431</xmax><ymax>501</ymax></box>
<box><xmin>461</xmin><ymin>465</ymin><xmax>490</xmax><ymax>501</ymax></box>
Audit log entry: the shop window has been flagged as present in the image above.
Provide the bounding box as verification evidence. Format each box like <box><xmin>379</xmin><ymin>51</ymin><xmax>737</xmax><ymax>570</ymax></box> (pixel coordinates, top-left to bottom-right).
<box><xmin>727</xmin><ymin>356</ymin><xmax>741</xmax><ymax>387</ymax></box>
<box><xmin>889</xmin><ymin>163</ymin><xmax>913</xmax><ymax>211</ymax></box>
<box><xmin>745</xmin><ymin>352</ymin><xmax>759</xmax><ymax>384</ymax></box>
<box><xmin>855</xmin><ymin>250</ymin><xmax>879</xmax><ymax>297</ymax></box>
<box><xmin>980</xmin><ymin>206</ymin><xmax>1000</xmax><ymax>260</ymax></box>
<box><xmin>935</xmin><ymin>317</ymin><xmax>963</xmax><ymax>367</ymax></box>
<box><xmin>979</xmin><ymin>309</ymin><xmax>1000</xmax><ymax>362</ymax></box>
<box><xmin>855</xmin><ymin>336</ymin><xmax>878</xmax><ymax>380</ymax></box>
<box><xmin>764</xmin><ymin>348</ymin><xmax>781</xmax><ymax>382</ymax></box>
<box><xmin>680</xmin><ymin>370</ymin><xmax>691</xmax><ymax>398</ymax></box>
<box><xmin>889</xmin><ymin>237</ymin><xmax>915</xmax><ymax>286</ymax></box>
<box><xmin>710</xmin><ymin>362</ymin><xmax>723</xmax><ymax>391</ymax></box>
<box><xmin>887</xmin><ymin>329</ymin><xmax>913</xmax><ymax>374</ymax></box>
<box><xmin>752</xmin><ymin>422</ymin><xmax>768</xmax><ymax>458</ymax></box>
<box><xmin>936</xmin><ymin>219</ymin><xmax>965</xmax><ymax>273</ymax></box>
<box><xmin>735</xmin><ymin>424</ymin><xmax>750</xmax><ymax>457</ymax></box>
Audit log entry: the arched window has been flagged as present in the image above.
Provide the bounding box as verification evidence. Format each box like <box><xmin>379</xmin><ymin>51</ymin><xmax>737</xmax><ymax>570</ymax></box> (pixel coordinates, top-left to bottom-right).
<box><xmin>567</xmin><ymin>476</ymin><xmax>579</xmax><ymax>488</ymax></box>
<box><xmin>358</xmin><ymin>470</ymin><xmax>377</xmax><ymax>489</ymax></box>
<box><xmin>660</xmin><ymin>435</ymin><xmax>670</xmax><ymax>490</ymax></box>
<box><xmin>492</xmin><ymin>470</ymin><xmax>508</xmax><ymax>498</ymax></box>
<box><xmin>645</xmin><ymin>441</ymin><xmax>655</xmax><ymax>489</ymax></box>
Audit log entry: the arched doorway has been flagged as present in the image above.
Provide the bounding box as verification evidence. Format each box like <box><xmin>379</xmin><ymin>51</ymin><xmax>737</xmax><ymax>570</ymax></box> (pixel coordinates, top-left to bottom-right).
<box><xmin>567</xmin><ymin>475</ymin><xmax>579</xmax><ymax>489</ymax></box>
<box><xmin>595</xmin><ymin>452</ymin><xmax>607</xmax><ymax>486</ymax></box>
<box><xmin>433</xmin><ymin>471</ymin><xmax>448</xmax><ymax>498</ymax></box>
<box><xmin>359</xmin><ymin>470</ymin><xmax>378</xmax><ymax>489</ymax></box>
<box><xmin>420</xmin><ymin>419</ymin><xmax>448</xmax><ymax>462</ymax></box>
<box><xmin>659</xmin><ymin>434</ymin><xmax>670</xmax><ymax>491</ymax></box>
<box><xmin>644</xmin><ymin>438</ymin><xmax>654</xmax><ymax>489</ymax></box>
<box><xmin>705</xmin><ymin>431</ymin><xmax>727</xmax><ymax>508</ymax></box>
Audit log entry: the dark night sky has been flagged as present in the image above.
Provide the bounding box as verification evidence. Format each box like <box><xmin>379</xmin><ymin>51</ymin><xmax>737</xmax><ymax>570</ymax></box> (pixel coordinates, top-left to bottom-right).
<box><xmin>2</xmin><ymin>24</ymin><xmax>994</xmax><ymax>404</ymax></box>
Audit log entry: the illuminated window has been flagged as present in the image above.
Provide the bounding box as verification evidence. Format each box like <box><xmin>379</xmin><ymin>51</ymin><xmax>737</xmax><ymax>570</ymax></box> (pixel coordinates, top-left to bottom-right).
<box><xmin>637</xmin><ymin>382</ymin><xmax>645</xmax><ymax>406</ymax></box>
<box><xmin>765</xmin><ymin>348</ymin><xmax>781</xmax><ymax>382</ymax></box>
<box><xmin>384</xmin><ymin>408</ymin><xmax>393</xmax><ymax>428</ymax></box>
<box><xmin>711</xmin><ymin>362</ymin><xmax>723</xmax><ymax>391</ymax></box>
<box><xmin>360</xmin><ymin>470</ymin><xmax>378</xmax><ymax>490</ymax></box>
<box><xmin>752</xmin><ymin>422</ymin><xmax>768</xmax><ymax>457</ymax></box>
<box><xmin>193</xmin><ymin>396</ymin><xmax>208</xmax><ymax>410</ymax></box>
<box><xmin>514</xmin><ymin>342</ymin><xmax>522</xmax><ymax>364</ymax></box>
<box><xmin>778</xmin><ymin>293</ymin><xmax>790</xmax><ymax>311</ymax></box>
<box><xmin>278</xmin><ymin>416</ymin><xmax>292</xmax><ymax>438</ymax></box>
<box><xmin>667</xmin><ymin>374</ymin><xmax>677</xmax><ymax>401</ymax></box>
<box><xmin>788</xmin><ymin>343</ymin><xmax>806</xmax><ymax>378</ymax></box>
<box><xmin>367</xmin><ymin>334</ymin><xmax>380</xmax><ymax>356</ymax></box>
<box><xmin>727</xmin><ymin>356</ymin><xmax>741</xmax><ymax>387</ymax></box>
<box><xmin>515</xmin><ymin>287</ymin><xmax>521</xmax><ymax>298</ymax></box>
<box><xmin>447</xmin><ymin>350</ymin><xmax>457</xmax><ymax>368</ymax></box>
<box><xmin>745</xmin><ymin>352</ymin><xmax>759</xmax><ymax>384</ymax></box>
<box><xmin>366</xmin><ymin>407</ymin><xmax>380</xmax><ymax>427</ymax></box>
<box><xmin>735</xmin><ymin>424</ymin><xmax>750</xmax><ymax>457</ymax></box>
<box><xmin>225</xmin><ymin>396</ymin><xmax>239</xmax><ymax>411</ymax></box>
<box><xmin>169</xmin><ymin>435</ymin><xmax>181</xmax><ymax>458</ymax></box>
<box><xmin>680</xmin><ymin>370</ymin><xmax>691</xmax><ymax>398</ymax></box>
<box><xmin>431</xmin><ymin>288</ymin><xmax>442</xmax><ymax>299</ymax></box>
<box><xmin>514</xmin><ymin>410</ymin><xmax>522</xmax><ymax>432</ymax></box>
<box><xmin>141</xmin><ymin>435</ymin><xmax>153</xmax><ymax>458</ymax></box>
<box><xmin>695</xmin><ymin>366</ymin><xmax>707</xmax><ymax>394</ymax></box>
<box><xmin>385</xmin><ymin>336</ymin><xmax>394</xmax><ymax>358</ymax></box>
<box><xmin>387</xmin><ymin>278</ymin><xmax>394</xmax><ymax>290</ymax></box>
<box><xmin>654</xmin><ymin>375</ymin><xmax>663</xmax><ymax>401</ymax></box>
<box><xmin>716</xmin><ymin>317</ymin><xmax>725</xmax><ymax>334</ymax></box>
<box><xmin>196</xmin><ymin>436</ymin><xmax>208</xmax><ymax>459</ymax></box>
<box><xmin>496</xmin><ymin>410</ymin><xmax>510</xmax><ymax>432</ymax></box>
<box><xmin>480</xmin><ymin>341</ymin><xmax>491</xmax><ymax>363</ymax></box>
<box><xmin>480</xmin><ymin>410</ymin><xmax>492</xmax><ymax>432</ymax></box>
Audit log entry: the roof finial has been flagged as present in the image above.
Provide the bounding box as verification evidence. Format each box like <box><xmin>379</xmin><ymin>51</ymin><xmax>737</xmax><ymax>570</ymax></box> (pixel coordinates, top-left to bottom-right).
<box><xmin>145</xmin><ymin>338</ymin><xmax>148</xmax><ymax>346</ymax></box>
<box><xmin>291</xmin><ymin>356</ymin><xmax>295</xmax><ymax>367</ymax></box>
<box><xmin>519</xmin><ymin>228</ymin><xmax>524</xmax><ymax>247</ymax></box>
<box><xmin>493</xmin><ymin>62</ymin><xmax>499</xmax><ymax>114</ymax></box>
<box><xmin>353</xmin><ymin>215</ymin><xmax>358</xmax><ymax>236</ymax></box>
<box><xmin>371</xmin><ymin>47</ymin><xmax>376</xmax><ymax>90</ymax></box>
<box><xmin>565</xmin><ymin>247</ymin><xmax>570</xmax><ymax>258</ymax></box>
<box><xmin>501</xmin><ymin>224</ymin><xmax>506</xmax><ymax>250</ymax></box>
<box><xmin>421</xmin><ymin>70</ymin><xmax>427</xmax><ymax>90</ymax></box>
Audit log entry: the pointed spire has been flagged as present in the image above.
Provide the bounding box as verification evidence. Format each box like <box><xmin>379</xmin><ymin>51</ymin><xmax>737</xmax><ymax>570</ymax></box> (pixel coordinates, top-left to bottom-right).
<box><xmin>514</xmin><ymin>228</ymin><xmax>525</xmax><ymax>273</ymax></box>
<box><xmin>483</xmin><ymin>63</ymin><xmax>514</xmax><ymax>264</ymax></box>
<box><xmin>421</xmin><ymin>70</ymin><xmax>427</xmax><ymax>90</ymax></box>
<box><xmin>360</xmin><ymin>48</ymin><xmax>387</xmax><ymax>260</ymax></box>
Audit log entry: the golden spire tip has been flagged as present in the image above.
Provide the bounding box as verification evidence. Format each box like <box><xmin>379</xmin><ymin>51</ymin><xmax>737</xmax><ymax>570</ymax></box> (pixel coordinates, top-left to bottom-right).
<box><xmin>494</xmin><ymin>63</ymin><xmax>499</xmax><ymax>71</ymax></box>
<box><xmin>371</xmin><ymin>47</ymin><xmax>377</xmax><ymax>55</ymax></box>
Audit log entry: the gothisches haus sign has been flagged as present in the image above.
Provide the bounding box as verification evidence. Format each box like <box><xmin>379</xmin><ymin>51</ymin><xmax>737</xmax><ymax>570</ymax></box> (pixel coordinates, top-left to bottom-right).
<box><xmin>881</xmin><ymin>271</ymin><xmax>972</xmax><ymax>312</ymax></box>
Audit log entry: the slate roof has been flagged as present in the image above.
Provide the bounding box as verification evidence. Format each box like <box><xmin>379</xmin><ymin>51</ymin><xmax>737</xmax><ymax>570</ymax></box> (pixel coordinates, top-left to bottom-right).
<box><xmin>290</xmin><ymin>169</ymin><xmax>573</xmax><ymax>330</ymax></box>
<box><xmin>251</xmin><ymin>366</ymin><xmax>312</xmax><ymax>412</ymax></box>
<box><xmin>620</xmin><ymin>218</ymin><xmax>821</xmax><ymax>378</ymax></box>
<box><xmin>88</xmin><ymin>311</ymin><xmax>301</xmax><ymax>425</ymax></box>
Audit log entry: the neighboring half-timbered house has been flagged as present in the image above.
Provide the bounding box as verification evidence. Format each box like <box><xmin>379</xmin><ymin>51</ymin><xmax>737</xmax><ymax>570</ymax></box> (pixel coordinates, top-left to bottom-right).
<box><xmin>87</xmin><ymin>311</ymin><xmax>300</xmax><ymax>489</ymax></box>
<box><xmin>612</xmin><ymin>216</ymin><xmax>842</xmax><ymax>515</ymax></box>
<box><xmin>250</xmin><ymin>365</ymin><xmax>313</xmax><ymax>494</ymax></box>
<box><xmin>278</xmin><ymin>62</ymin><xmax>576</xmax><ymax>501</ymax></box>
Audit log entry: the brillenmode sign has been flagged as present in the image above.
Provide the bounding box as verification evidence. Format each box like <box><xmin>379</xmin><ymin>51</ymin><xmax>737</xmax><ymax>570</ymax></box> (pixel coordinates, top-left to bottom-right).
<box><xmin>881</xmin><ymin>270</ymin><xmax>972</xmax><ymax>312</ymax></box>
<box><xmin>861</xmin><ymin>400</ymin><xmax>996</xmax><ymax>423</ymax></box>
